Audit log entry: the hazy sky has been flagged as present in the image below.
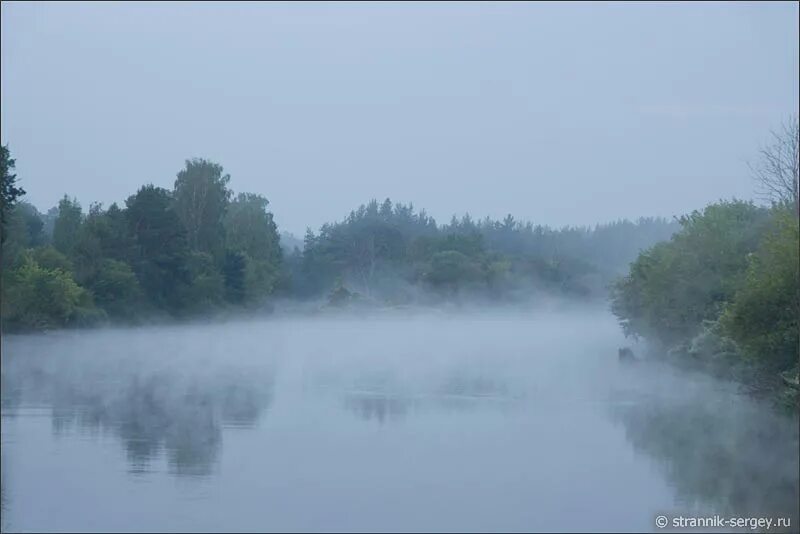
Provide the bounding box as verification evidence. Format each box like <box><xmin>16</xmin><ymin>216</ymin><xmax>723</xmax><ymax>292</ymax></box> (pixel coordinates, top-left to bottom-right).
<box><xmin>1</xmin><ymin>1</ymin><xmax>798</xmax><ymax>235</ymax></box>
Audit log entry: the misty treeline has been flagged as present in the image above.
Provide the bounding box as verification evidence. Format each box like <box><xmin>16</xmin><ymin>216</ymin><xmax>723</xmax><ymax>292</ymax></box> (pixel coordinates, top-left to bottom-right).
<box><xmin>612</xmin><ymin>117</ymin><xmax>799</xmax><ymax>407</ymax></box>
<box><xmin>0</xmin><ymin>148</ymin><xmax>677</xmax><ymax>331</ymax></box>
<box><xmin>293</xmin><ymin>203</ymin><xmax>676</xmax><ymax>303</ymax></box>
<box><xmin>0</xmin><ymin>156</ymin><xmax>284</xmax><ymax>328</ymax></box>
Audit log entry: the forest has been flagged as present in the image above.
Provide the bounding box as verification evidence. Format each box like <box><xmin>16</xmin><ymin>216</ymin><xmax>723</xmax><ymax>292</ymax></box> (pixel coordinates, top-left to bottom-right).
<box><xmin>0</xmin><ymin>146</ymin><xmax>677</xmax><ymax>329</ymax></box>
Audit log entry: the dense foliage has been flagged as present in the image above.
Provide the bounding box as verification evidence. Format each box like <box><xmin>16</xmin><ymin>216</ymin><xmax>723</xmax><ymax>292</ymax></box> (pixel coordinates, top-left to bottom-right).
<box><xmin>1</xmin><ymin>144</ymin><xmax>25</xmax><ymax>248</ymax></box>
<box><xmin>611</xmin><ymin>201</ymin><xmax>799</xmax><ymax>405</ymax></box>
<box><xmin>720</xmin><ymin>209</ymin><xmax>799</xmax><ymax>374</ymax></box>
<box><xmin>0</xmin><ymin>147</ymin><xmax>678</xmax><ymax>331</ymax></box>
<box><xmin>1</xmin><ymin>157</ymin><xmax>285</xmax><ymax>331</ymax></box>
<box><xmin>611</xmin><ymin>201</ymin><xmax>772</xmax><ymax>344</ymax></box>
<box><xmin>293</xmin><ymin>199</ymin><xmax>678</xmax><ymax>305</ymax></box>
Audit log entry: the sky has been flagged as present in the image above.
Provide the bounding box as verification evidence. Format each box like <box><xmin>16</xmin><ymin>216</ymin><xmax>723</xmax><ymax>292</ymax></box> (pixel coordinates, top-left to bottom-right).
<box><xmin>1</xmin><ymin>1</ymin><xmax>798</xmax><ymax>235</ymax></box>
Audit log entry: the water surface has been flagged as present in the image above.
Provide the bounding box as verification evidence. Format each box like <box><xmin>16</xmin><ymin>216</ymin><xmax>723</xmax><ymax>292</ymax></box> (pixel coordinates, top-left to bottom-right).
<box><xmin>2</xmin><ymin>308</ymin><xmax>797</xmax><ymax>532</ymax></box>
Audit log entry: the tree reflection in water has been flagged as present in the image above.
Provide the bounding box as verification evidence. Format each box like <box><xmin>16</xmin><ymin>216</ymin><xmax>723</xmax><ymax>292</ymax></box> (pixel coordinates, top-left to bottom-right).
<box><xmin>3</xmin><ymin>352</ymin><xmax>274</xmax><ymax>477</ymax></box>
<box><xmin>610</xmin><ymin>389</ymin><xmax>799</xmax><ymax>527</ymax></box>
<box><xmin>341</xmin><ymin>367</ymin><xmax>519</xmax><ymax>424</ymax></box>
<box><xmin>343</xmin><ymin>393</ymin><xmax>411</xmax><ymax>424</ymax></box>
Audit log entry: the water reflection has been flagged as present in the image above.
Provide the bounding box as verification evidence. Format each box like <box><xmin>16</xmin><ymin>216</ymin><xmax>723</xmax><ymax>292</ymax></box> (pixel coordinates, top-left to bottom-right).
<box><xmin>343</xmin><ymin>392</ymin><xmax>411</xmax><ymax>424</ymax></box>
<box><xmin>438</xmin><ymin>370</ymin><xmax>512</xmax><ymax>398</ymax></box>
<box><xmin>610</xmin><ymin>384</ymin><xmax>800</xmax><ymax>527</ymax></box>
<box><xmin>2</xmin><ymin>352</ymin><xmax>274</xmax><ymax>477</ymax></box>
<box><xmin>3</xmin><ymin>315</ymin><xmax>798</xmax><ymax>532</ymax></box>
<box><xmin>340</xmin><ymin>369</ymin><xmax>520</xmax><ymax>424</ymax></box>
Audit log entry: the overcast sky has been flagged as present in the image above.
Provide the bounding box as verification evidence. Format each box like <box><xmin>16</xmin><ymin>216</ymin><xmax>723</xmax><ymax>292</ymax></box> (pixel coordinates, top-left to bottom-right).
<box><xmin>1</xmin><ymin>1</ymin><xmax>798</xmax><ymax>235</ymax></box>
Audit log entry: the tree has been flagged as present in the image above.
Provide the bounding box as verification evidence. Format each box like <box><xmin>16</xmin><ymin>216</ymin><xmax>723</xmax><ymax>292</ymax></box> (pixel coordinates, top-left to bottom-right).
<box><xmin>224</xmin><ymin>193</ymin><xmax>283</xmax><ymax>302</ymax></box>
<box><xmin>52</xmin><ymin>196</ymin><xmax>84</xmax><ymax>256</ymax></box>
<box><xmin>1</xmin><ymin>202</ymin><xmax>45</xmax><ymax>270</ymax></box>
<box><xmin>71</xmin><ymin>207</ymin><xmax>104</xmax><ymax>286</ymax></box>
<box><xmin>125</xmin><ymin>185</ymin><xmax>191</xmax><ymax>312</ymax></box>
<box><xmin>101</xmin><ymin>203</ymin><xmax>136</xmax><ymax>261</ymax></box>
<box><xmin>179</xmin><ymin>251</ymin><xmax>225</xmax><ymax>309</ymax></box>
<box><xmin>71</xmin><ymin>202</ymin><xmax>135</xmax><ymax>288</ymax></box>
<box><xmin>223</xmin><ymin>193</ymin><xmax>282</xmax><ymax>265</ymax></box>
<box><xmin>1</xmin><ymin>144</ymin><xmax>24</xmax><ymax>246</ymax></box>
<box><xmin>223</xmin><ymin>250</ymin><xmax>247</xmax><ymax>304</ymax></box>
<box><xmin>750</xmin><ymin>115</ymin><xmax>799</xmax><ymax>217</ymax></box>
<box><xmin>297</xmin><ymin>199</ymin><xmax>419</xmax><ymax>297</ymax></box>
<box><xmin>66</xmin><ymin>203</ymin><xmax>142</xmax><ymax>318</ymax></box>
<box><xmin>31</xmin><ymin>246</ymin><xmax>73</xmax><ymax>273</ymax></box>
<box><xmin>85</xmin><ymin>259</ymin><xmax>143</xmax><ymax>319</ymax></box>
<box><xmin>12</xmin><ymin>202</ymin><xmax>45</xmax><ymax>247</ymax></box>
<box><xmin>611</xmin><ymin>200</ymin><xmax>770</xmax><ymax>344</ymax></box>
<box><xmin>425</xmin><ymin>250</ymin><xmax>483</xmax><ymax>295</ymax></box>
<box><xmin>41</xmin><ymin>206</ymin><xmax>59</xmax><ymax>240</ymax></box>
<box><xmin>126</xmin><ymin>186</ymin><xmax>185</xmax><ymax>260</ymax></box>
<box><xmin>721</xmin><ymin>208</ymin><xmax>799</xmax><ymax>373</ymax></box>
<box><xmin>173</xmin><ymin>158</ymin><xmax>232</xmax><ymax>257</ymax></box>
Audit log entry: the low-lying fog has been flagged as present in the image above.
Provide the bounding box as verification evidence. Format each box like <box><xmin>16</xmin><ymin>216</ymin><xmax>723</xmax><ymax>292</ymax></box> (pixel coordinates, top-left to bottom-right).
<box><xmin>1</xmin><ymin>305</ymin><xmax>798</xmax><ymax>532</ymax></box>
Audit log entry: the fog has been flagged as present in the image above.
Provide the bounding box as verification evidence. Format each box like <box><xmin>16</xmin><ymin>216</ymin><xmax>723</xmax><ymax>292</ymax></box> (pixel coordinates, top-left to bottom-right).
<box><xmin>2</xmin><ymin>307</ymin><xmax>797</xmax><ymax>532</ymax></box>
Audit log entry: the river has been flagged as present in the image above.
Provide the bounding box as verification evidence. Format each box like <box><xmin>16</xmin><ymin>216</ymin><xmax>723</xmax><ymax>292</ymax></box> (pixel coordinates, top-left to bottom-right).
<box><xmin>1</xmin><ymin>307</ymin><xmax>797</xmax><ymax>532</ymax></box>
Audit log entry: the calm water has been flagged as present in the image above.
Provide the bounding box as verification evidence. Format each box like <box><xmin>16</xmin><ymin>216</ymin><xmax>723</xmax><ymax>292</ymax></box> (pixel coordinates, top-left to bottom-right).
<box><xmin>1</xmin><ymin>308</ymin><xmax>798</xmax><ymax>532</ymax></box>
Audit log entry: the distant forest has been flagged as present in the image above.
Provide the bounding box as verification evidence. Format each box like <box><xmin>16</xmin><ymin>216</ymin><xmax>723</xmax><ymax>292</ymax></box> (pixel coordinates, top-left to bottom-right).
<box><xmin>0</xmin><ymin>147</ymin><xmax>677</xmax><ymax>331</ymax></box>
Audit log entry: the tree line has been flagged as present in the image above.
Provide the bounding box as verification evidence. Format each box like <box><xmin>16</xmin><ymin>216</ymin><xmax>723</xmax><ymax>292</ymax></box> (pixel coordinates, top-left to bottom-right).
<box><xmin>291</xmin><ymin>202</ymin><xmax>677</xmax><ymax>304</ymax></box>
<box><xmin>1</xmin><ymin>156</ymin><xmax>283</xmax><ymax>329</ymax></box>
<box><xmin>1</xmin><ymin>149</ymin><xmax>677</xmax><ymax>331</ymax></box>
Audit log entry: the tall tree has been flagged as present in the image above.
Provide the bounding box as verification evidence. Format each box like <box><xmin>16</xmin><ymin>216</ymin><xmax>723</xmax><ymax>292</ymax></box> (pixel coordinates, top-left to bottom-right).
<box><xmin>223</xmin><ymin>193</ymin><xmax>283</xmax><ymax>302</ymax></box>
<box><xmin>125</xmin><ymin>185</ymin><xmax>191</xmax><ymax>312</ymax></box>
<box><xmin>173</xmin><ymin>158</ymin><xmax>232</xmax><ymax>257</ymax></box>
<box><xmin>52</xmin><ymin>196</ymin><xmax>83</xmax><ymax>256</ymax></box>
<box><xmin>1</xmin><ymin>144</ymin><xmax>24</xmax><ymax>246</ymax></box>
<box><xmin>72</xmin><ymin>203</ymin><xmax>138</xmax><ymax>310</ymax></box>
<box><xmin>2</xmin><ymin>202</ymin><xmax>44</xmax><ymax>258</ymax></box>
<box><xmin>223</xmin><ymin>193</ymin><xmax>282</xmax><ymax>264</ymax></box>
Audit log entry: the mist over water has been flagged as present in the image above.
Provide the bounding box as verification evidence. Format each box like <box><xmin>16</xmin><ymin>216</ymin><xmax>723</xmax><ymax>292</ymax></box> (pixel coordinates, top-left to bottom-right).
<box><xmin>1</xmin><ymin>306</ymin><xmax>797</xmax><ymax>533</ymax></box>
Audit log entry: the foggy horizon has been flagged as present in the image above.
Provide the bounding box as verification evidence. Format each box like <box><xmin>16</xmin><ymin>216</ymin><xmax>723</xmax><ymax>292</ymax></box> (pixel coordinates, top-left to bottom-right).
<box><xmin>2</xmin><ymin>1</ymin><xmax>798</xmax><ymax>235</ymax></box>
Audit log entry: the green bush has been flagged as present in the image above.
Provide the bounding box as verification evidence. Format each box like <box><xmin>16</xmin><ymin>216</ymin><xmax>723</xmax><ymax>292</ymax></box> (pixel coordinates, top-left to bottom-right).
<box><xmin>611</xmin><ymin>200</ymin><xmax>770</xmax><ymax>344</ymax></box>
<box><xmin>1</xmin><ymin>256</ymin><xmax>94</xmax><ymax>330</ymax></box>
